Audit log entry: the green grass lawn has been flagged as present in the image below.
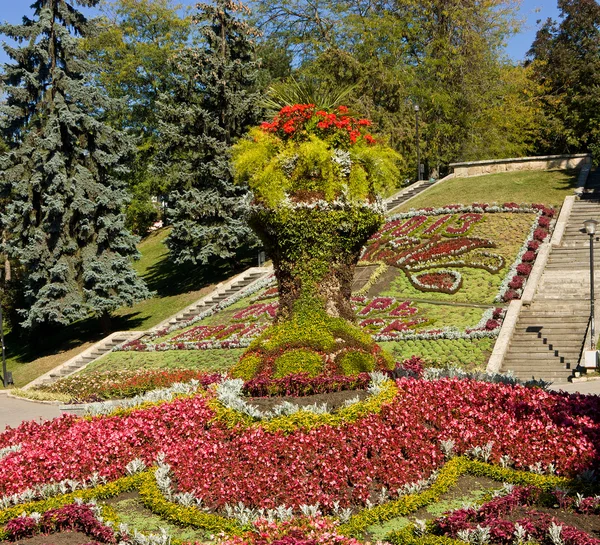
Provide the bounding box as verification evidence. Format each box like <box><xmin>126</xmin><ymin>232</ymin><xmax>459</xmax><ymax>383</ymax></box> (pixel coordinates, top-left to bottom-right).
<box><xmin>394</xmin><ymin>169</ymin><xmax>578</xmax><ymax>212</ymax></box>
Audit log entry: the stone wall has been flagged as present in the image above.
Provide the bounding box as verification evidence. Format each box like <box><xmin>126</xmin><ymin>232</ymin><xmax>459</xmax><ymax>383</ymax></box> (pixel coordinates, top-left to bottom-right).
<box><xmin>450</xmin><ymin>154</ymin><xmax>592</xmax><ymax>178</ymax></box>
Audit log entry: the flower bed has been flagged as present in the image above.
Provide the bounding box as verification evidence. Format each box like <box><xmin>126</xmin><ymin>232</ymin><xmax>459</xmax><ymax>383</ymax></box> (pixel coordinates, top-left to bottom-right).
<box><xmin>34</xmin><ymin>369</ymin><xmax>223</xmax><ymax>403</ymax></box>
<box><xmin>361</xmin><ymin>203</ymin><xmax>554</xmax><ymax>302</ymax></box>
<box><xmin>2</xmin><ymin>378</ymin><xmax>599</xmax><ymax>509</ymax></box>
<box><xmin>432</xmin><ymin>485</ymin><xmax>600</xmax><ymax>544</ymax></box>
<box><xmin>117</xmin><ymin>296</ymin><xmax>499</xmax><ymax>352</ymax></box>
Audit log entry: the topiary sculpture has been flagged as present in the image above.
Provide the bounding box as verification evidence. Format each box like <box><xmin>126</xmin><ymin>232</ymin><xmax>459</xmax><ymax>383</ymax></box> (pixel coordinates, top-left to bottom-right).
<box><xmin>231</xmin><ymin>104</ymin><xmax>402</xmax><ymax>379</ymax></box>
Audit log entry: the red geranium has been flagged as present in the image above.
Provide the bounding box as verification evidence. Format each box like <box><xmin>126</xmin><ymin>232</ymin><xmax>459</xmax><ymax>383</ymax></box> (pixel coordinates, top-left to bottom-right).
<box><xmin>260</xmin><ymin>104</ymin><xmax>377</xmax><ymax>146</ymax></box>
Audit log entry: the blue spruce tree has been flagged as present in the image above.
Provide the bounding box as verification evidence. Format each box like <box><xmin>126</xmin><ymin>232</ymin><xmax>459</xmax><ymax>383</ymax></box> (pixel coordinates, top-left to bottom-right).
<box><xmin>154</xmin><ymin>0</ymin><xmax>262</xmax><ymax>265</ymax></box>
<box><xmin>0</xmin><ymin>0</ymin><xmax>151</xmax><ymax>332</ymax></box>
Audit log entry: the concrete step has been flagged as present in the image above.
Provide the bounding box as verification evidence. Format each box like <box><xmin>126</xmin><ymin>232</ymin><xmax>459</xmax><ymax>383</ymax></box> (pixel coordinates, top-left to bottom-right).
<box><xmin>535</xmin><ymin>296</ymin><xmax>590</xmax><ymax>301</ymax></box>
<box><xmin>514</xmin><ymin>325</ymin><xmax>586</xmax><ymax>332</ymax></box>
<box><xmin>504</xmin><ymin>352</ymin><xmax>576</xmax><ymax>361</ymax></box>
<box><xmin>508</xmin><ymin>341</ymin><xmax>582</xmax><ymax>348</ymax></box>
<box><xmin>517</xmin><ymin>313</ymin><xmax>589</xmax><ymax>318</ymax></box>
<box><xmin>507</xmin><ymin>365</ymin><xmax>574</xmax><ymax>372</ymax></box>
<box><xmin>521</xmin><ymin>314</ymin><xmax>588</xmax><ymax>320</ymax></box>
<box><xmin>507</xmin><ymin>341</ymin><xmax>582</xmax><ymax>349</ymax></box>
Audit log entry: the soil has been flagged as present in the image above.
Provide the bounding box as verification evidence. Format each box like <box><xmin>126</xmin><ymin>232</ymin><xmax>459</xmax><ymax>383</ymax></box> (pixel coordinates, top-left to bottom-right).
<box><xmin>103</xmin><ymin>490</ymin><xmax>139</xmax><ymax>505</ymax></box>
<box><xmin>366</xmin><ymin>266</ymin><xmax>399</xmax><ymax>297</ymax></box>
<box><xmin>247</xmin><ymin>389</ymin><xmax>370</xmax><ymax>412</ymax></box>
<box><xmin>508</xmin><ymin>506</ymin><xmax>600</xmax><ymax>537</ymax></box>
<box><xmin>13</xmin><ymin>531</ymin><xmax>93</xmax><ymax>545</ymax></box>
<box><xmin>352</xmin><ymin>265</ymin><xmax>380</xmax><ymax>292</ymax></box>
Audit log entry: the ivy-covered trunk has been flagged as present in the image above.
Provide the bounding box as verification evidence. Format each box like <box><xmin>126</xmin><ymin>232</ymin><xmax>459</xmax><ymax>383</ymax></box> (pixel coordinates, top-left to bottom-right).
<box><xmin>250</xmin><ymin>205</ymin><xmax>383</xmax><ymax>322</ymax></box>
<box><xmin>231</xmin><ymin>204</ymin><xmax>395</xmax><ymax>380</ymax></box>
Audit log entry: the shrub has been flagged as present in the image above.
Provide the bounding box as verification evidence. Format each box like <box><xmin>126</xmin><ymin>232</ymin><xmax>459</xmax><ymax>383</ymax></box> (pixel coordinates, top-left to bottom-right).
<box><xmin>521</xmin><ymin>250</ymin><xmax>536</xmax><ymax>262</ymax></box>
<box><xmin>508</xmin><ymin>276</ymin><xmax>524</xmax><ymax>290</ymax></box>
<box><xmin>274</xmin><ymin>349</ymin><xmax>324</xmax><ymax>378</ymax></box>
<box><xmin>230</xmin><ymin>354</ymin><xmax>264</xmax><ymax>381</ymax></box>
<box><xmin>337</xmin><ymin>351</ymin><xmax>376</xmax><ymax>375</ymax></box>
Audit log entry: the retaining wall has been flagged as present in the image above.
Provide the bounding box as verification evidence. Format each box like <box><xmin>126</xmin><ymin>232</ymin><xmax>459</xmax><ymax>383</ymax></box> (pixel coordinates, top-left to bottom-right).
<box><xmin>450</xmin><ymin>154</ymin><xmax>591</xmax><ymax>178</ymax></box>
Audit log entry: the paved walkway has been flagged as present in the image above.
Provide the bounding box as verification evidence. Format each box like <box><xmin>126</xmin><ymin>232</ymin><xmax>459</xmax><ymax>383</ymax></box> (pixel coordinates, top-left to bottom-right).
<box><xmin>0</xmin><ymin>376</ymin><xmax>599</xmax><ymax>432</ymax></box>
<box><xmin>0</xmin><ymin>394</ymin><xmax>61</xmax><ymax>431</ymax></box>
<box><xmin>549</xmin><ymin>380</ymin><xmax>600</xmax><ymax>395</ymax></box>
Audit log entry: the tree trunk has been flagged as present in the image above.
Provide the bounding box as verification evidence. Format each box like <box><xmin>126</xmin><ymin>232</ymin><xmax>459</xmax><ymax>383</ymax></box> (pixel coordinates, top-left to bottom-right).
<box><xmin>249</xmin><ymin>205</ymin><xmax>383</xmax><ymax>321</ymax></box>
<box><xmin>99</xmin><ymin>312</ymin><xmax>112</xmax><ymax>336</ymax></box>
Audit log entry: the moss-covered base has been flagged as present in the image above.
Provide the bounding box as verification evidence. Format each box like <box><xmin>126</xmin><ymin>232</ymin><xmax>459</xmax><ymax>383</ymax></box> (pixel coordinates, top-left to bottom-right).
<box><xmin>230</xmin><ymin>301</ymin><xmax>394</xmax><ymax>380</ymax></box>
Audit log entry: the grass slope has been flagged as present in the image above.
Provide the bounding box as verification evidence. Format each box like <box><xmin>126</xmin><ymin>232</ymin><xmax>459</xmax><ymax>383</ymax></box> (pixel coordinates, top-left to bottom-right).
<box><xmin>394</xmin><ymin>169</ymin><xmax>578</xmax><ymax>212</ymax></box>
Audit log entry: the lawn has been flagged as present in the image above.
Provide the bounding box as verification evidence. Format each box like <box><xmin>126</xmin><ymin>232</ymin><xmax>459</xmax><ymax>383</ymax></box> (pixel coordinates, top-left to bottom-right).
<box><xmin>394</xmin><ymin>169</ymin><xmax>578</xmax><ymax>212</ymax></box>
<box><xmin>83</xmin><ymin>348</ymin><xmax>243</xmax><ymax>373</ymax></box>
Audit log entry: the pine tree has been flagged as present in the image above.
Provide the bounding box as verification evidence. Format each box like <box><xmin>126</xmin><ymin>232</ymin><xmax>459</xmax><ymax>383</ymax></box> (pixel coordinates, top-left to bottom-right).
<box><xmin>153</xmin><ymin>0</ymin><xmax>263</xmax><ymax>265</ymax></box>
<box><xmin>0</xmin><ymin>0</ymin><xmax>151</xmax><ymax>331</ymax></box>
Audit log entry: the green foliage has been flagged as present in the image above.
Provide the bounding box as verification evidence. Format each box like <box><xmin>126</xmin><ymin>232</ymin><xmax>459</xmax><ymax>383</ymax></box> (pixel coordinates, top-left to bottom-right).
<box><xmin>153</xmin><ymin>0</ymin><xmax>263</xmax><ymax>265</ymax></box>
<box><xmin>0</xmin><ymin>0</ymin><xmax>151</xmax><ymax>330</ymax></box>
<box><xmin>384</xmin><ymin>338</ymin><xmax>495</xmax><ymax>371</ymax></box>
<box><xmin>208</xmin><ymin>379</ymin><xmax>399</xmax><ymax>433</ymax></box>
<box><xmin>0</xmin><ymin>474</ymin><xmax>143</xmax><ymax>524</ymax></box>
<box><xmin>236</xmin><ymin>291</ymin><xmax>393</xmax><ymax>379</ymax></box>
<box><xmin>251</xmin><ymin>0</ymin><xmax>533</xmax><ymax>175</ymax></box>
<box><xmin>339</xmin><ymin>457</ymin><xmax>570</xmax><ymax>539</ymax></box>
<box><xmin>273</xmin><ymin>349</ymin><xmax>324</xmax><ymax>377</ymax></box>
<box><xmin>338</xmin><ymin>351</ymin><xmax>376</xmax><ymax>375</ymax></box>
<box><xmin>11</xmin><ymin>388</ymin><xmax>72</xmax><ymax>404</ymax></box>
<box><xmin>82</xmin><ymin>0</ymin><xmax>192</xmax><ymax>234</ymax></box>
<box><xmin>109</xmin><ymin>497</ymin><xmax>209</xmax><ymax>542</ymax></box>
<box><xmin>231</xmin><ymin>353</ymin><xmax>263</xmax><ymax>380</ymax></box>
<box><xmin>262</xmin><ymin>75</ymin><xmax>357</xmax><ymax>115</ymax></box>
<box><xmin>386</xmin><ymin>528</ymin><xmax>463</xmax><ymax>545</ymax></box>
<box><xmin>528</xmin><ymin>0</ymin><xmax>600</xmax><ymax>159</ymax></box>
<box><xmin>232</xmin><ymin>110</ymin><xmax>402</xmax><ymax>208</ymax></box>
<box><xmin>85</xmin><ymin>349</ymin><xmax>243</xmax><ymax>374</ymax></box>
<box><xmin>137</xmin><ymin>472</ymin><xmax>243</xmax><ymax>535</ymax></box>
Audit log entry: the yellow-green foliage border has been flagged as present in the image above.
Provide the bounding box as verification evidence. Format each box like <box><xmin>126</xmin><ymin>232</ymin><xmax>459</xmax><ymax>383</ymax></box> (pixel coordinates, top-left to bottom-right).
<box><xmin>137</xmin><ymin>472</ymin><xmax>242</xmax><ymax>536</ymax></box>
<box><xmin>339</xmin><ymin>457</ymin><xmax>569</xmax><ymax>540</ymax></box>
<box><xmin>207</xmin><ymin>379</ymin><xmax>398</xmax><ymax>433</ymax></box>
<box><xmin>0</xmin><ymin>471</ymin><xmax>244</xmax><ymax>540</ymax></box>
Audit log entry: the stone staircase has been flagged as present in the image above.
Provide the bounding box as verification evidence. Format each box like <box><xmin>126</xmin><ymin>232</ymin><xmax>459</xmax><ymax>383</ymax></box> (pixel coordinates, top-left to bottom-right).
<box><xmin>501</xmin><ymin>194</ymin><xmax>600</xmax><ymax>383</ymax></box>
<box><xmin>151</xmin><ymin>267</ymin><xmax>271</xmax><ymax>332</ymax></box>
<box><xmin>26</xmin><ymin>331</ymin><xmax>143</xmax><ymax>388</ymax></box>
<box><xmin>385</xmin><ymin>180</ymin><xmax>436</xmax><ymax>211</ymax></box>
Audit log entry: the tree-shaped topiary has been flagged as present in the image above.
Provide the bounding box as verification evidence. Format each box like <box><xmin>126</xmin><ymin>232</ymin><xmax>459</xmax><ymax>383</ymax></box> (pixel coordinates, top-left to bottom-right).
<box><xmin>231</xmin><ymin>104</ymin><xmax>402</xmax><ymax>379</ymax></box>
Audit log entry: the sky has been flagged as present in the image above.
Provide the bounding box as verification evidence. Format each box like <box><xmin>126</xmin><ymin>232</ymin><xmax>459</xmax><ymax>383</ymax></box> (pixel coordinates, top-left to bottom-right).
<box><xmin>0</xmin><ymin>0</ymin><xmax>562</xmax><ymax>66</ymax></box>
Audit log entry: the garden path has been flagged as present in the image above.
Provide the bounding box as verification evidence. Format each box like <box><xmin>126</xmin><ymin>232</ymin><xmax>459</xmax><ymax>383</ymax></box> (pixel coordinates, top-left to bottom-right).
<box><xmin>0</xmin><ymin>392</ymin><xmax>61</xmax><ymax>431</ymax></box>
